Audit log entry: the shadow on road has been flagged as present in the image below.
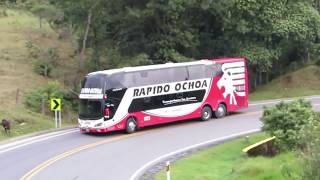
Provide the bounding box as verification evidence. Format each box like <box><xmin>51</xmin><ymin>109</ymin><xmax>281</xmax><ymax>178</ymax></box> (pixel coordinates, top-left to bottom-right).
<box><xmin>81</xmin><ymin>111</ymin><xmax>248</xmax><ymax>138</ymax></box>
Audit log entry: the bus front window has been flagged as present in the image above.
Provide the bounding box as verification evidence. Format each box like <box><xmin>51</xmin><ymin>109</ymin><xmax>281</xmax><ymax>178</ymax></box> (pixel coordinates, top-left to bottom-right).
<box><xmin>79</xmin><ymin>99</ymin><xmax>103</xmax><ymax>120</ymax></box>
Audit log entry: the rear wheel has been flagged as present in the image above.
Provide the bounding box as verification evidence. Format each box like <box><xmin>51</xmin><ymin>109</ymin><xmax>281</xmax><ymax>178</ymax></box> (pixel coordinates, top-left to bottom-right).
<box><xmin>201</xmin><ymin>106</ymin><xmax>212</xmax><ymax>121</ymax></box>
<box><xmin>214</xmin><ymin>104</ymin><xmax>226</xmax><ymax>118</ymax></box>
<box><xmin>126</xmin><ymin>117</ymin><xmax>138</xmax><ymax>134</ymax></box>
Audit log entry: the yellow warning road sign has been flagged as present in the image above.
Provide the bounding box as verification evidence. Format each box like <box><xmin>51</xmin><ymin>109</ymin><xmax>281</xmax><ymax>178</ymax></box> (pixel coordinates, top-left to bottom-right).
<box><xmin>51</xmin><ymin>98</ymin><xmax>61</xmax><ymax>111</ymax></box>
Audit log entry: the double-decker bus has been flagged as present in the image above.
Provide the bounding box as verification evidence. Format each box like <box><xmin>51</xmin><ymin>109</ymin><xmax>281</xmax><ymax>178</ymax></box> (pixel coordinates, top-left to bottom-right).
<box><xmin>78</xmin><ymin>58</ymin><xmax>248</xmax><ymax>133</ymax></box>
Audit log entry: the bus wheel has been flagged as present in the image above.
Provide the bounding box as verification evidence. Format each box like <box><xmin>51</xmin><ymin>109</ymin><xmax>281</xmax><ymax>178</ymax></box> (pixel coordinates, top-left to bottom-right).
<box><xmin>201</xmin><ymin>106</ymin><xmax>212</xmax><ymax>121</ymax></box>
<box><xmin>215</xmin><ymin>104</ymin><xmax>226</xmax><ymax>118</ymax></box>
<box><xmin>126</xmin><ymin>117</ymin><xmax>137</xmax><ymax>134</ymax></box>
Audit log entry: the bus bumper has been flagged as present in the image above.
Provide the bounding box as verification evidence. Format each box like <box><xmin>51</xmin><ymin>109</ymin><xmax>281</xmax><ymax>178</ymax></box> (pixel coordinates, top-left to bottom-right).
<box><xmin>80</xmin><ymin>127</ymin><xmax>109</xmax><ymax>133</ymax></box>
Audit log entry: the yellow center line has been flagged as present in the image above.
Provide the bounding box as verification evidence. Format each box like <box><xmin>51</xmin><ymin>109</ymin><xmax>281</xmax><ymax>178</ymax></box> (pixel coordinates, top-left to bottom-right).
<box><xmin>20</xmin><ymin>131</ymin><xmax>146</xmax><ymax>180</ymax></box>
<box><xmin>20</xmin><ymin>110</ymin><xmax>264</xmax><ymax>180</ymax></box>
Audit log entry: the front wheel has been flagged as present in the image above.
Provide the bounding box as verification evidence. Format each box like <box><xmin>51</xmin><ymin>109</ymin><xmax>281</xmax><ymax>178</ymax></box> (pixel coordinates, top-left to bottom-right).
<box><xmin>214</xmin><ymin>104</ymin><xmax>226</xmax><ymax>118</ymax></box>
<box><xmin>126</xmin><ymin>117</ymin><xmax>138</xmax><ymax>134</ymax></box>
<box><xmin>201</xmin><ymin>106</ymin><xmax>212</xmax><ymax>121</ymax></box>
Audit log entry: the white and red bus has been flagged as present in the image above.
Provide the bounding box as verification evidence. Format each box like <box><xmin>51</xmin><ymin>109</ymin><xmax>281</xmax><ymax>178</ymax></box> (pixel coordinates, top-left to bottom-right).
<box><xmin>78</xmin><ymin>57</ymin><xmax>248</xmax><ymax>133</ymax></box>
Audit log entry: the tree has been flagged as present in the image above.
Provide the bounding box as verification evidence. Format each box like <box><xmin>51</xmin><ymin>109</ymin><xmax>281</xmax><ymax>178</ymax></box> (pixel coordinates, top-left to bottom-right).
<box><xmin>226</xmin><ymin>0</ymin><xmax>320</xmax><ymax>88</ymax></box>
<box><xmin>262</xmin><ymin>99</ymin><xmax>316</xmax><ymax>150</ymax></box>
<box><xmin>29</xmin><ymin>1</ymin><xmax>62</xmax><ymax>28</ymax></box>
<box><xmin>49</xmin><ymin>0</ymin><xmax>320</xmax><ymax>87</ymax></box>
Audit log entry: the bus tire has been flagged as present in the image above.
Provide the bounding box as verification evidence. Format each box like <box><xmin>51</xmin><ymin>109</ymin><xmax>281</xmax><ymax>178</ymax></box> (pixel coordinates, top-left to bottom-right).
<box><xmin>126</xmin><ymin>117</ymin><xmax>137</xmax><ymax>134</ymax></box>
<box><xmin>214</xmin><ymin>103</ymin><xmax>226</xmax><ymax>118</ymax></box>
<box><xmin>201</xmin><ymin>106</ymin><xmax>212</xmax><ymax>121</ymax></box>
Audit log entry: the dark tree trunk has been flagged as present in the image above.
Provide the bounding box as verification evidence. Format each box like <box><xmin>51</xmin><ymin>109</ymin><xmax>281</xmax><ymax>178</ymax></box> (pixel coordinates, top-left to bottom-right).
<box><xmin>79</xmin><ymin>1</ymin><xmax>100</xmax><ymax>69</ymax></box>
<box><xmin>259</xmin><ymin>71</ymin><xmax>262</xmax><ymax>85</ymax></box>
<box><xmin>254</xmin><ymin>76</ymin><xmax>257</xmax><ymax>90</ymax></box>
<box><xmin>79</xmin><ymin>10</ymin><xmax>92</xmax><ymax>68</ymax></box>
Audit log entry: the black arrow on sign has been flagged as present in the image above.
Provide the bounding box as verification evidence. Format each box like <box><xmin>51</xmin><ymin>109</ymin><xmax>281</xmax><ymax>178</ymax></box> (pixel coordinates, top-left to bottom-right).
<box><xmin>53</xmin><ymin>99</ymin><xmax>59</xmax><ymax>110</ymax></box>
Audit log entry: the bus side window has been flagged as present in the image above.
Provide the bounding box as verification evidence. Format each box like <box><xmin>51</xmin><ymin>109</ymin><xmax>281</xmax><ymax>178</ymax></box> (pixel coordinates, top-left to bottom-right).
<box><xmin>176</xmin><ymin>92</ymin><xmax>183</xmax><ymax>99</ymax></box>
<box><xmin>213</xmin><ymin>64</ymin><xmax>223</xmax><ymax>77</ymax></box>
<box><xmin>123</xmin><ymin>72</ymin><xmax>137</xmax><ymax>88</ymax></box>
<box><xmin>108</xmin><ymin>73</ymin><xmax>125</xmax><ymax>89</ymax></box>
<box><xmin>168</xmin><ymin>67</ymin><xmax>188</xmax><ymax>82</ymax></box>
<box><xmin>144</xmin><ymin>69</ymin><xmax>173</xmax><ymax>85</ymax></box>
<box><xmin>188</xmin><ymin>65</ymin><xmax>205</xmax><ymax>80</ymax></box>
<box><xmin>143</xmin><ymin>97</ymin><xmax>151</xmax><ymax>103</ymax></box>
<box><xmin>205</xmin><ymin>64</ymin><xmax>223</xmax><ymax>78</ymax></box>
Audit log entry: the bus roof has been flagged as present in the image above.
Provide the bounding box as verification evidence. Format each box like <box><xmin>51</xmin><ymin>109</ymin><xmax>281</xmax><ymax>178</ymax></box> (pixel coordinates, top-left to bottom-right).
<box><xmin>88</xmin><ymin>60</ymin><xmax>214</xmax><ymax>76</ymax></box>
<box><xmin>88</xmin><ymin>58</ymin><xmax>245</xmax><ymax>76</ymax></box>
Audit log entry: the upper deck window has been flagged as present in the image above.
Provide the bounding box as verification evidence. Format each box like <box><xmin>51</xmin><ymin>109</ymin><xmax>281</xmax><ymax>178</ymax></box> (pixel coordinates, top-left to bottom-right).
<box><xmin>82</xmin><ymin>74</ymin><xmax>106</xmax><ymax>89</ymax></box>
<box><xmin>131</xmin><ymin>67</ymin><xmax>188</xmax><ymax>86</ymax></box>
<box><xmin>188</xmin><ymin>65</ymin><xmax>206</xmax><ymax>80</ymax></box>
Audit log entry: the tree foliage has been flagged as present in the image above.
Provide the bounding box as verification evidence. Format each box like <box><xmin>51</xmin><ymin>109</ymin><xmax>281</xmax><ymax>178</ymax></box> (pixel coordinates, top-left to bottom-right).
<box><xmin>10</xmin><ymin>0</ymin><xmax>320</xmax><ymax>88</ymax></box>
<box><xmin>24</xmin><ymin>81</ymin><xmax>64</xmax><ymax>113</ymax></box>
<box><xmin>301</xmin><ymin>112</ymin><xmax>320</xmax><ymax>179</ymax></box>
<box><xmin>261</xmin><ymin>99</ymin><xmax>316</xmax><ymax>150</ymax></box>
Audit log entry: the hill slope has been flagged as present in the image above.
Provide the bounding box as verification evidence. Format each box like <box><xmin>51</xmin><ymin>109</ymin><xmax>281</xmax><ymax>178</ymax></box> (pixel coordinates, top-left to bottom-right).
<box><xmin>0</xmin><ymin>9</ymin><xmax>76</xmax><ymax>106</ymax></box>
<box><xmin>0</xmin><ymin>9</ymin><xmax>76</xmax><ymax>140</ymax></box>
<box><xmin>250</xmin><ymin>65</ymin><xmax>320</xmax><ymax>101</ymax></box>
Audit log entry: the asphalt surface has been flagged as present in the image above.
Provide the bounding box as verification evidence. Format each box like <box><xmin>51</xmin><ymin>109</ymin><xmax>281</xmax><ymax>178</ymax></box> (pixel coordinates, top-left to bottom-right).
<box><xmin>0</xmin><ymin>96</ymin><xmax>319</xmax><ymax>180</ymax></box>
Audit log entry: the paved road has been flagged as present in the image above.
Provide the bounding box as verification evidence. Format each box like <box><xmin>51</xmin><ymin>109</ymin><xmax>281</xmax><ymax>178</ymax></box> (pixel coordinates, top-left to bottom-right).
<box><xmin>0</xmin><ymin>96</ymin><xmax>319</xmax><ymax>180</ymax></box>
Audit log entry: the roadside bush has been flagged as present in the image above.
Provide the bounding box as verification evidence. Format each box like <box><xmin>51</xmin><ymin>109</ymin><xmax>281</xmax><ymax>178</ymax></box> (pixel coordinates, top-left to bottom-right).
<box><xmin>26</xmin><ymin>41</ymin><xmax>59</xmax><ymax>77</ymax></box>
<box><xmin>261</xmin><ymin>99</ymin><xmax>315</xmax><ymax>150</ymax></box>
<box><xmin>301</xmin><ymin>113</ymin><xmax>320</xmax><ymax>179</ymax></box>
<box><xmin>24</xmin><ymin>81</ymin><xmax>64</xmax><ymax>113</ymax></box>
<box><xmin>32</xmin><ymin>60</ymin><xmax>52</xmax><ymax>77</ymax></box>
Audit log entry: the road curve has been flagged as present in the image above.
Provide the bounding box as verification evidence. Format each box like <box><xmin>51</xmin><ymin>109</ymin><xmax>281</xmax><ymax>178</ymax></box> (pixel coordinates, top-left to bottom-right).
<box><xmin>0</xmin><ymin>96</ymin><xmax>319</xmax><ymax>180</ymax></box>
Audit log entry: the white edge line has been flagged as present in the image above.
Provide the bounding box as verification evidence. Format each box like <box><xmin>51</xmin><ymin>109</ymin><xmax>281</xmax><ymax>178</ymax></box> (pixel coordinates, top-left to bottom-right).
<box><xmin>0</xmin><ymin>129</ymin><xmax>78</xmax><ymax>154</ymax></box>
<box><xmin>0</xmin><ymin>128</ymin><xmax>78</xmax><ymax>150</ymax></box>
<box><xmin>129</xmin><ymin>128</ymin><xmax>260</xmax><ymax>180</ymax></box>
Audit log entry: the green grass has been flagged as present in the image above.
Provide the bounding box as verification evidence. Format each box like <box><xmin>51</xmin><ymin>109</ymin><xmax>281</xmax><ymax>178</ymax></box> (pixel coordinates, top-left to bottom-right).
<box><xmin>155</xmin><ymin>133</ymin><xmax>301</xmax><ymax>180</ymax></box>
<box><xmin>0</xmin><ymin>106</ymin><xmax>76</xmax><ymax>141</ymax></box>
<box><xmin>0</xmin><ymin>8</ymin><xmax>76</xmax><ymax>105</ymax></box>
<box><xmin>0</xmin><ymin>8</ymin><xmax>77</xmax><ymax>141</ymax></box>
<box><xmin>250</xmin><ymin>65</ymin><xmax>320</xmax><ymax>101</ymax></box>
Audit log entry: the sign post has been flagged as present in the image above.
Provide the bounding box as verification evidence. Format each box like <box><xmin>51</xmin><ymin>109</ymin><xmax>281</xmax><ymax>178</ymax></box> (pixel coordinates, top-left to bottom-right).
<box><xmin>166</xmin><ymin>161</ymin><xmax>170</xmax><ymax>180</ymax></box>
<box><xmin>51</xmin><ymin>98</ymin><xmax>61</xmax><ymax>128</ymax></box>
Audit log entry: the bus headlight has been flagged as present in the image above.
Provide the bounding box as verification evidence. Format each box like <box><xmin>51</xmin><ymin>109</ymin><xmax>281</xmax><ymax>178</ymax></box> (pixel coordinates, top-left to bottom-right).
<box><xmin>95</xmin><ymin>123</ymin><xmax>103</xmax><ymax>127</ymax></box>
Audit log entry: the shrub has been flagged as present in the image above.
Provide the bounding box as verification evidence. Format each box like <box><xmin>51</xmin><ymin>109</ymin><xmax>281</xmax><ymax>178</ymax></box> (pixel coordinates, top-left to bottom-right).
<box><xmin>261</xmin><ymin>99</ymin><xmax>315</xmax><ymax>150</ymax></box>
<box><xmin>25</xmin><ymin>40</ymin><xmax>41</xmax><ymax>59</ymax></box>
<box><xmin>24</xmin><ymin>81</ymin><xmax>64</xmax><ymax>113</ymax></box>
<box><xmin>32</xmin><ymin>60</ymin><xmax>52</xmax><ymax>77</ymax></box>
<box><xmin>301</xmin><ymin>113</ymin><xmax>320</xmax><ymax>179</ymax></box>
<box><xmin>26</xmin><ymin>41</ymin><xmax>59</xmax><ymax>77</ymax></box>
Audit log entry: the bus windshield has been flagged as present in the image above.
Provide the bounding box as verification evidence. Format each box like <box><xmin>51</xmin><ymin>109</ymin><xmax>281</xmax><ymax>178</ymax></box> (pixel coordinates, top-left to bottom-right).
<box><xmin>79</xmin><ymin>99</ymin><xmax>103</xmax><ymax>120</ymax></box>
<box><xmin>82</xmin><ymin>73</ymin><xmax>126</xmax><ymax>92</ymax></box>
<box><xmin>83</xmin><ymin>74</ymin><xmax>106</xmax><ymax>89</ymax></box>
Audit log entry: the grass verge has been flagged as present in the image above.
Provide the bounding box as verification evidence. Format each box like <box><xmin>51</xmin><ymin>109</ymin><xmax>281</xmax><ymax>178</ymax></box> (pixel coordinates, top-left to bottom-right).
<box><xmin>250</xmin><ymin>65</ymin><xmax>320</xmax><ymax>101</ymax></box>
<box><xmin>0</xmin><ymin>107</ymin><xmax>75</xmax><ymax>141</ymax></box>
<box><xmin>155</xmin><ymin>133</ymin><xmax>301</xmax><ymax>180</ymax></box>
